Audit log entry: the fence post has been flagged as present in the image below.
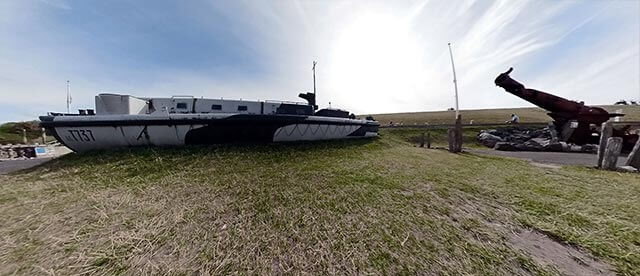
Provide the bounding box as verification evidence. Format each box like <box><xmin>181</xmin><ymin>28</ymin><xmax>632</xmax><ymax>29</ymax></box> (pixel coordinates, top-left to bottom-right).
<box><xmin>597</xmin><ymin>122</ymin><xmax>613</xmax><ymax>168</ymax></box>
<box><xmin>602</xmin><ymin>137</ymin><xmax>623</xmax><ymax>170</ymax></box>
<box><xmin>448</xmin><ymin>128</ymin><xmax>455</xmax><ymax>152</ymax></box>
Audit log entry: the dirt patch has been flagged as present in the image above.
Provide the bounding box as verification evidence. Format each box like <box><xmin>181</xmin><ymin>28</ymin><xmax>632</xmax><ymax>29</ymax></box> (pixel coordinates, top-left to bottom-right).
<box><xmin>448</xmin><ymin>197</ymin><xmax>615</xmax><ymax>275</ymax></box>
<box><xmin>509</xmin><ymin>228</ymin><xmax>615</xmax><ymax>276</ymax></box>
<box><xmin>529</xmin><ymin>162</ymin><xmax>562</xmax><ymax>169</ymax></box>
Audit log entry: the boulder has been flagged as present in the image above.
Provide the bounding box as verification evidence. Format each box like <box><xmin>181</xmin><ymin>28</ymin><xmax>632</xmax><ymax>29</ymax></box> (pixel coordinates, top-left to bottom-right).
<box><xmin>494</xmin><ymin>142</ymin><xmax>517</xmax><ymax>151</ymax></box>
<box><xmin>529</xmin><ymin>138</ymin><xmax>550</xmax><ymax>147</ymax></box>
<box><xmin>582</xmin><ymin>144</ymin><xmax>598</xmax><ymax>153</ymax></box>
<box><xmin>569</xmin><ymin>145</ymin><xmax>583</xmax><ymax>152</ymax></box>
<box><xmin>618</xmin><ymin>165</ymin><xmax>639</xmax><ymax>173</ymax></box>
<box><xmin>514</xmin><ymin>138</ymin><xmax>549</xmax><ymax>151</ymax></box>
<box><xmin>486</xmin><ymin>129</ymin><xmax>500</xmax><ymax>136</ymax></box>
<box><xmin>478</xmin><ymin>132</ymin><xmax>504</xmax><ymax>148</ymax></box>
<box><xmin>544</xmin><ymin>142</ymin><xmax>565</xmax><ymax>152</ymax></box>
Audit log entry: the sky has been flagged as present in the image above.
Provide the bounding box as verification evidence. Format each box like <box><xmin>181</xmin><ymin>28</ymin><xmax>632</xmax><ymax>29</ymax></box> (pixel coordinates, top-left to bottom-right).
<box><xmin>0</xmin><ymin>0</ymin><xmax>639</xmax><ymax>122</ymax></box>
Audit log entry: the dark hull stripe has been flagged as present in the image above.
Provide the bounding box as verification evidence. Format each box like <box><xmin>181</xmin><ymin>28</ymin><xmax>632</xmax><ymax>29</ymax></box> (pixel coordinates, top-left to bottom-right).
<box><xmin>185</xmin><ymin>123</ymin><xmax>286</xmax><ymax>144</ymax></box>
<box><xmin>185</xmin><ymin>123</ymin><xmax>379</xmax><ymax>145</ymax></box>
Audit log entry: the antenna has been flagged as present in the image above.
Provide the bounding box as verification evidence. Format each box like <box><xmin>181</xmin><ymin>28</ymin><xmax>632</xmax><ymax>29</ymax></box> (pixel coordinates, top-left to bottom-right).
<box><xmin>448</xmin><ymin>43</ymin><xmax>459</xmax><ymax>118</ymax></box>
<box><xmin>66</xmin><ymin>80</ymin><xmax>72</xmax><ymax>113</ymax></box>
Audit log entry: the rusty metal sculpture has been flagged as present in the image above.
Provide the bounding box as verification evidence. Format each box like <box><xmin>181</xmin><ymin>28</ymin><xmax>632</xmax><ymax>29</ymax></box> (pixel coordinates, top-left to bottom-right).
<box><xmin>494</xmin><ymin>67</ymin><xmax>633</xmax><ymax>146</ymax></box>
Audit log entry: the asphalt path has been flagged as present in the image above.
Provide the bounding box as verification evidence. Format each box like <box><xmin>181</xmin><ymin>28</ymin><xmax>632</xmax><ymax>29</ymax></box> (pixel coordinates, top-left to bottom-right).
<box><xmin>470</xmin><ymin>149</ymin><xmax>627</xmax><ymax>167</ymax></box>
<box><xmin>0</xmin><ymin>158</ymin><xmax>53</xmax><ymax>175</ymax></box>
<box><xmin>0</xmin><ymin>150</ymin><xmax>629</xmax><ymax>175</ymax></box>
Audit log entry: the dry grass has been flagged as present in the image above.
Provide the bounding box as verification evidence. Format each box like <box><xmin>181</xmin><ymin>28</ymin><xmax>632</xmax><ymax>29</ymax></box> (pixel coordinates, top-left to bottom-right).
<box><xmin>1</xmin><ymin>131</ymin><xmax>639</xmax><ymax>275</ymax></box>
<box><xmin>368</xmin><ymin>105</ymin><xmax>640</xmax><ymax>125</ymax></box>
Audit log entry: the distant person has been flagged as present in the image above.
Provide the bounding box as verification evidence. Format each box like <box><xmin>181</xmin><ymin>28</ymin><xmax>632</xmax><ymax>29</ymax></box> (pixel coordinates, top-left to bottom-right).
<box><xmin>507</xmin><ymin>113</ymin><xmax>519</xmax><ymax>124</ymax></box>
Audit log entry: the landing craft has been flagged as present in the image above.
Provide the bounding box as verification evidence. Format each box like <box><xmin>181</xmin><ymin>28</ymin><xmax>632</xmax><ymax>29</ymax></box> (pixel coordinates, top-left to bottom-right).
<box><xmin>39</xmin><ymin>92</ymin><xmax>379</xmax><ymax>152</ymax></box>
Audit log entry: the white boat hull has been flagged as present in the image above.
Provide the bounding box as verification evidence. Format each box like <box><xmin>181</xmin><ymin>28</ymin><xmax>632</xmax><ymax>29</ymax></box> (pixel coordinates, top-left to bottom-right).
<box><xmin>41</xmin><ymin>113</ymin><xmax>379</xmax><ymax>152</ymax></box>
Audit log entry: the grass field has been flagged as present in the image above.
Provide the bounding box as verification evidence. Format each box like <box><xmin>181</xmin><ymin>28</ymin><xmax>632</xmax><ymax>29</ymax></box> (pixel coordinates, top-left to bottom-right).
<box><xmin>369</xmin><ymin>105</ymin><xmax>640</xmax><ymax>125</ymax></box>
<box><xmin>1</xmin><ymin>129</ymin><xmax>639</xmax><ymax>275</ymax></box>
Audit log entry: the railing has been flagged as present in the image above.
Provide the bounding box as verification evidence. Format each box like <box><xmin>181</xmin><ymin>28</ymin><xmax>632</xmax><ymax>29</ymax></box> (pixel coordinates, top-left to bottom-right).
<box><xmin>380</xmin><ymin>121</ymin><xmax>640</xmax><ymax>129</ymax></box>
<box><xmin>264</xmin><ymin>100</ymin><xmax>308</xmax><ymax>105</ymax></box>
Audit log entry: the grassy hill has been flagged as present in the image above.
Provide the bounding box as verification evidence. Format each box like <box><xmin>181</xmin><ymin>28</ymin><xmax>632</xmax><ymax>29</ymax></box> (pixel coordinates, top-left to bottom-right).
<box><xmin>0</xmin><ymin>121</ymin><xmax>46</xmax><ymax>144</ymax></box>
<box><xmin>369</xmin><ymin>105</ymin><xmax>640</xmax><ymax>125</ymax></box>
<box><xmin>1</xmin><ymin>129</ymin><xmax>638</xmax><ymax>275</ymax></box>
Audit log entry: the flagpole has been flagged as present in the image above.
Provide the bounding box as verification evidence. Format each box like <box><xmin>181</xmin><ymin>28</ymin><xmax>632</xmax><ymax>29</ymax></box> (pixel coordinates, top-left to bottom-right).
<box><xmin>448</xmin><ymin>43</ymin><xmax>459</xmax><ymax>118</ymax></box>
<box><xmin>312</xmin><ymin>61</ymin><xmax>317</xmax><ymax>98</ymax></box>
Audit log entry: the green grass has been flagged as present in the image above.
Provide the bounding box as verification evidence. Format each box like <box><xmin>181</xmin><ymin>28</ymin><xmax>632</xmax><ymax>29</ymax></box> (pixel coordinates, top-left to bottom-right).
<box><xmin>1</xmin><ymin>130</ymin><xmax>639</xmax><ymax>275</ymax></box>
<box><xmin>382</xmin><ymin>126</ymin><xmax>511</xmax><ymax>149</ymax></box>
<box><xmin>368</xmin><ymin>105</ymin><xmax>640</xmax><ymax>125</ymax></box>
<box><xmin>0</xmin><ymin>121</ymin><xmax>49</xmax><ymax>144</ymax></box>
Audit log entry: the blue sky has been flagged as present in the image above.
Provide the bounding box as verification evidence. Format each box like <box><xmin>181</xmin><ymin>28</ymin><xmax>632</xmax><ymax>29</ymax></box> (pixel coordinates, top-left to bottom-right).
<box><xmin>0</xmin><ymin>0</ymin><xmax>638</xmax><ymax>122</ymax></box>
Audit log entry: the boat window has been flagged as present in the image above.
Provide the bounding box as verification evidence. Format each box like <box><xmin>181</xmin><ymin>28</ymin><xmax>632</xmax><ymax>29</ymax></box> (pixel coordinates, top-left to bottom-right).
<box><xmin>211</xmin><ymin>104</ymin><xmax>222</xmax><ymax>110</ymax></box>
<box><xmin>237</xmin><ymin>105</ymin><xmax>248</xmax><ymax>111</ymax></box>
<box><xmin>176</xmin><ymin>102</ymin><xmax>188</xmax><ymax>109</ymax></box>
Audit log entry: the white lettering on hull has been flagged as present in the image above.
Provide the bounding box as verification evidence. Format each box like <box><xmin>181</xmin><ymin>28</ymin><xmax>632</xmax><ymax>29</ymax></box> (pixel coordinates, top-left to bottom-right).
<box><xmin>56</xmin><ymin>125</ymin><xmax>204</xmax><ymax>152</ymax></box>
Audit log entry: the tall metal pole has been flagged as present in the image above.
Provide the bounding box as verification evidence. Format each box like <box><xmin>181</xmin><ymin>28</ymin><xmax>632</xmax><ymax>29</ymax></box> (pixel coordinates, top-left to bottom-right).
<box><xmin>66</xmin><ymin>80</ymin><xmax>71</xmax><ymax>113</ymax></box>
<box><xmin>312</xmin><ymin>61</ymin><xmax>317</xmax><ymax>97</ymax></box>
<box><xmin>448</xmin><ymin>43</ymin><xmax>459</xmax><ymax>118</ymax></box>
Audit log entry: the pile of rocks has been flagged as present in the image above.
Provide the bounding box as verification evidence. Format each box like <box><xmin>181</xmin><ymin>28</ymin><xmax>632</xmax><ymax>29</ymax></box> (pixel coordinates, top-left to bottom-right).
<box><xmin>477</xmin><ymin>127</ymin><xmax>598</xmax><ymax>153</ymax></box>
<box><xmin>0</xmin><ymin>144</ymin><xmax>37</xmax><ymax>159</ymax></box>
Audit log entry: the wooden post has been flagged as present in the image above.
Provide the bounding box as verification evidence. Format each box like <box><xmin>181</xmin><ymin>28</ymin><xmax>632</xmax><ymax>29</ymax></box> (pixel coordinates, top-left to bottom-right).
<box><xmin>602</xmin><ymin>137</ymin><xmax>623</xmax><ymax>170</ymax></box>
<box><xmin>448</xmin><ymin>128</ymin><xmax>455</xmax><ymax>152</ymax></box>
<box><xmin>426</xmin><ymin>132</ymin><xmax>431</xmax><ymax>149</ymax></box>
<box><xmin>597</xmin><ymin>122</ymin><xmax>613</xmax><ymax>168</ymax></box>
<box><xmin>455</xmin><ymin>115</ymin><xmax>462</xmax><ymax>152</ymax></box>
<box><xmin>448</xmin><ymin>115</ymin><xmax>463</xmax><ymax>153</ymax></box>
<box><xmin>22</xmin><ymin>129</ymin><xmax>27</xmax><ymax>144</ymax></box>
<box><xmin>419</xmin><ymin>133</ymin><xmax>425</xmax><ymax>148</ymax></box>
<box><xmin>625</xmin><ymin>138</ymin><xmax>640</xmax><ymax>169</ymax></box>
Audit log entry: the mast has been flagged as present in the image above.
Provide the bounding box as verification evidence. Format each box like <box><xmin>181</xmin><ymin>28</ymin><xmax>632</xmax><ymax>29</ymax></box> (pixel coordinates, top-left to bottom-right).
<box><xmin>66</xmin><ymin>80</ymin><xmax>71</xmax><ymax>113</ymax></box>
<box><xmin>447</xmin><ymin>43</ymin><xmax>459</xmax><ymax>118</ymax></box>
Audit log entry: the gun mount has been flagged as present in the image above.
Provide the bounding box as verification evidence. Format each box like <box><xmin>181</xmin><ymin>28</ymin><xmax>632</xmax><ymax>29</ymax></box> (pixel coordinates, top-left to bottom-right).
<box><xmin>494</xmin><ymin>67</ymin><xmax>635</xmax><ymax>146</ymax></box>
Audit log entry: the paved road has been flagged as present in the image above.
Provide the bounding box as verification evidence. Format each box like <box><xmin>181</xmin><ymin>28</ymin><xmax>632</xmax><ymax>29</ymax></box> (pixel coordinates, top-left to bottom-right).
<box><xmin>470</xmin><ymin>149</ymin><xmax>627</xmax><ymax>167</ymax></box>
<box><xmin>0</xmin><ymin>149</ymin><xmax>627</xmax><ymax>174</ymax></box>
<box><xmin>0</xmin><ymin>158</ymin><xmax>53</xmax><ymax>175</ymax></box>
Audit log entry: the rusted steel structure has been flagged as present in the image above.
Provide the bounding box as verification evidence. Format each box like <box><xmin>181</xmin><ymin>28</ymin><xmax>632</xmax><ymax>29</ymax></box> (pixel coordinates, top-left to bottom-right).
<box><xmin>494</xmin><ymin>67</ymin><xmax>636</xmax><ymax>147</ymax></box>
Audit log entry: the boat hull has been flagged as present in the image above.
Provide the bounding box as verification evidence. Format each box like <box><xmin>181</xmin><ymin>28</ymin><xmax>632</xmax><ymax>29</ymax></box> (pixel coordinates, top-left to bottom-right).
<box><xmin>40</xmin><ymin>114</ymin><xmax>379</xmax><ymax>152</ymax></box>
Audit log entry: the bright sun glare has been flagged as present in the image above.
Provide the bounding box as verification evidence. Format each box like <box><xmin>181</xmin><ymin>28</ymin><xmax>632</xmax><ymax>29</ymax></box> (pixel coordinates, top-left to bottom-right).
<box><xmin>328</xmin><ymin>13</ymin><xmax>426</xmax><ymax>112</ymax></box>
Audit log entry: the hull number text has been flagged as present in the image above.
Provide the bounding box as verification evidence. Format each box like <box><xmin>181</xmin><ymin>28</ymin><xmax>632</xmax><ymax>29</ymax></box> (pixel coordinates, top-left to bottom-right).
<box><xmin>67</xmin><ymin>129</ymin><xmax>96</xmax><ymax>142</ymax></box>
